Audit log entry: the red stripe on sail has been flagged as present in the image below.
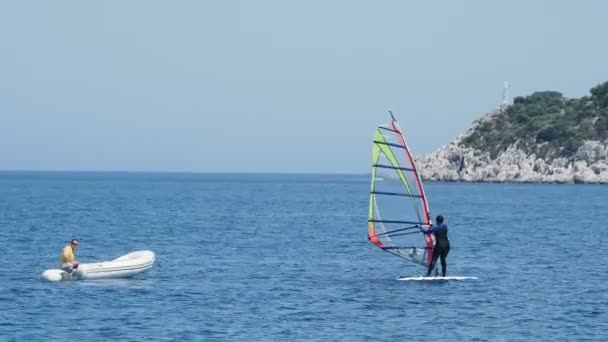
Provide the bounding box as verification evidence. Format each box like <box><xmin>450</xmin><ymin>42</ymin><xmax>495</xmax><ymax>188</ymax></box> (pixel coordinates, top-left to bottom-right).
<box><xmin>368</xmin><ymin>223</ymin><xmax>383</xmax><ymax>247</ymax></box>
<box><xmin>390</xmin><ymin>119</ymin><xmax>433</xmax><ymax>264</ymax></box>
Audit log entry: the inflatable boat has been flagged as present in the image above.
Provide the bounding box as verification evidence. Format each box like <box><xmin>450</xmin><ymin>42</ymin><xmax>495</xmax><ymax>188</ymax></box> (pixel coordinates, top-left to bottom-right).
<box><xmin>41</xmin><ymin>250</ymin><xmax>156</xmax><ymax>282</ymax></box>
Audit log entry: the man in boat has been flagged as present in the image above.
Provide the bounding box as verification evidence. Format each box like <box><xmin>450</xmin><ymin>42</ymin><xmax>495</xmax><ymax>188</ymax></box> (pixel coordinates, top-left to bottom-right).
<box><xmin>60</xmin><ymin>239</ymin><xmax>80</xmax><ymax>273</ymax></box>
<box><xmin>423</xmin><ymin>215</ymin><xmax>450</xmax><ymax>277</ymax></box>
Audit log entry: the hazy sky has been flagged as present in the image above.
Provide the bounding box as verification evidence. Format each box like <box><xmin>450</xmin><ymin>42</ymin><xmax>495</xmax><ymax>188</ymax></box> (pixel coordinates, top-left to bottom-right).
<box><xmin>1</xmin><ymin>1</ymin><xmax>607</xmax><ymax>173</ymax></box>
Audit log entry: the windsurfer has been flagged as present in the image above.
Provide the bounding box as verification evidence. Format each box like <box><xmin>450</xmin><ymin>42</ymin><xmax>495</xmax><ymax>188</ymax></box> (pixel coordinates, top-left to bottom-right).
<box><xmin>423</xmin><ymin>215</ymin><xmax>450</xmax><ymax>277</ymax></box>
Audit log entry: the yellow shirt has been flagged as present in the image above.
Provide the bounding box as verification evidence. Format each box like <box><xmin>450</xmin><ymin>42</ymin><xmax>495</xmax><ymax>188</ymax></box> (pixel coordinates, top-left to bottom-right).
<box><xmin>60</xmin><ymin>245</ymin><xmax>76</xmax><ymax>265</ymax></box>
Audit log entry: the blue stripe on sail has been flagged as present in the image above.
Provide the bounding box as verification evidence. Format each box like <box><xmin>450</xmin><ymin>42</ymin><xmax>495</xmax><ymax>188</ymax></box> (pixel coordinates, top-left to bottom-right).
<box><xmin>371</xmin><ymin>191</ymin><xmax>422</xmax><ymax>198</ymax></box>
<box><xmin>368</xmin><ymin>219</ymin><xmax>427</xmax><ymax>225</ymax></box>
<box><xmin>370</xmin><ymin>225</ymin><xmax>420</xmax><ymax>237</ymax></box>
<box><xmin>373</xmin><ymin>164</ymin><xmax>415</xmax><ymax>172</ymax></box>
<box><xmin>378</xmin><ymin>126</ymin><xmax>399</xmax><ymax>134</ymax></box>
<box><xmin>373</xmin><ymin>140</ymin><xmax>406</xmax><ymax>149</ymax></box>
<box><xmin>389</xmin><ymin>231</ymin><xmax>426</xmax><ymax>237</ymax></box>
<box><xmin>382</xmin><ymin>246</ymin><xmax>431</xmax><ymax>250</ymax></box>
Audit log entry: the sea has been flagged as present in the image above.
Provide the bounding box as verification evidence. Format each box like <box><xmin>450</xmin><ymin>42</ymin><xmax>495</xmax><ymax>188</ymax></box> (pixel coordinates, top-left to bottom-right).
<box><xmin>0</xmin><ymin>171</ymin><xmax>606</xmax><ymax>341</ymax></box>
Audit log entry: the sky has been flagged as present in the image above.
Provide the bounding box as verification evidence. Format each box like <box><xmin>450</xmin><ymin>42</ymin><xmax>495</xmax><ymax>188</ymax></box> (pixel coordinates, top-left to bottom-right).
<box><xmin>1</xmin><ymin>0</ymin><xmax>607</xmax><ymax>173</ymax></box>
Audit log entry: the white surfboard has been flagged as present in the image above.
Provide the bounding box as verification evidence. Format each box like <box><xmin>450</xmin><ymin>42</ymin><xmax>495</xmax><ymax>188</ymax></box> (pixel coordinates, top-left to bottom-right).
<box><xmin>398</xmin><ymin>275</ymin><xmax>478</xmax><ymax>281</ymax></box>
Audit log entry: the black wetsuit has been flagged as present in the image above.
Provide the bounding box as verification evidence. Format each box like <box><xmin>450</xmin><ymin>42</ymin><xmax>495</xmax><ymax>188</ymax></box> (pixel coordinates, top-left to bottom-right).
<box><xmin>425</xmin><ymin>223</ymin><xmax>450</xmax><ymax>277</ymax></box>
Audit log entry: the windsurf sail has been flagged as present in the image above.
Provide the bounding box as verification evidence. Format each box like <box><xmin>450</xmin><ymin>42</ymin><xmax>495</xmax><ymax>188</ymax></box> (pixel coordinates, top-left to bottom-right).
<box><xmin>367</xmin><ymin>110</ymin><xmax>434</xmax><ymax>267</ymax></box>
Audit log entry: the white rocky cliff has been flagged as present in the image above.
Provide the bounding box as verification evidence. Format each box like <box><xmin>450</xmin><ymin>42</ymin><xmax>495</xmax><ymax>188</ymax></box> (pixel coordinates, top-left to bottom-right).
<box><xmin>416</xmin><ymin>138</ymin><xmax>608</xmax><ymax>184</ymax></box>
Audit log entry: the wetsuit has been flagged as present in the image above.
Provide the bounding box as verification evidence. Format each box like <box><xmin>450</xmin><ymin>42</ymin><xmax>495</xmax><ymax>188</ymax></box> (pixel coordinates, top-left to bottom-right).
<box><xmin>423</xmin><ymin>223</ymin><xmax>450</xmax><ymax>276</ymax></box>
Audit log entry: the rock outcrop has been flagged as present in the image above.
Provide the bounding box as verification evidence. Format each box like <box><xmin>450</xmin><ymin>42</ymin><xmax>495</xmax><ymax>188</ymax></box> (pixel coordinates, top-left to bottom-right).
<box><xmin>415</xmin><ymin>81</ymin><xmax>608</xmax><ymax>183</ymax></box>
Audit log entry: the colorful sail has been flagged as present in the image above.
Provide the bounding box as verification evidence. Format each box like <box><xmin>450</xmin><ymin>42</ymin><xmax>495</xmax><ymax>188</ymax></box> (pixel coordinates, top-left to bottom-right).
<box><xmin>367</xmin><ymin>111</ymin><xmax>434</xmax><ymax>267</ymax></box>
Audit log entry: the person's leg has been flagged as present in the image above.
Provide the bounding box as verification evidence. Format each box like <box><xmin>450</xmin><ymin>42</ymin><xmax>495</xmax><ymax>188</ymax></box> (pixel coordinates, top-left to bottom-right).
<box><xmin>426</xmin><ymin>247</ymin><xmax>440</xmax><ymax>276</ymax></box>
<box><xmin>61</xmin><ymin>263</ymin><xmax>75</xmax><ymax>273</ymax></box>
<box><xmin>440</xmin><ymin>244</ymin><xmax>450</xmax><ymax>277</ymax></box>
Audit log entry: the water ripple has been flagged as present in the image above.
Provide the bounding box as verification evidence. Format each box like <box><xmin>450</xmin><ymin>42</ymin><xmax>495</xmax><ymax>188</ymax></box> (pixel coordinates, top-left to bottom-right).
<box><xmin>0</xmin><ymin>174</ymin><xmax>606</xmax><ymax>340</ymax></box>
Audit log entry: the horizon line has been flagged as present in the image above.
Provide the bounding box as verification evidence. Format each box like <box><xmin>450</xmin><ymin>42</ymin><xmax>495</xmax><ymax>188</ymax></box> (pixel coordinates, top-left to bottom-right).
<box><xmin>0</xmin><ymin>168</ymin><xmax>370</xmax><ymax>176</ymax></box>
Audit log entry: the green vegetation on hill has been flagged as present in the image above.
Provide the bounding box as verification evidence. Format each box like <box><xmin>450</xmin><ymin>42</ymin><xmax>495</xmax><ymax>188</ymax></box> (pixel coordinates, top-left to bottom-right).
<box><xmin>461</xmin><ymin>81</ymin><xmax>608</xmax><ymax>159</ymax></box>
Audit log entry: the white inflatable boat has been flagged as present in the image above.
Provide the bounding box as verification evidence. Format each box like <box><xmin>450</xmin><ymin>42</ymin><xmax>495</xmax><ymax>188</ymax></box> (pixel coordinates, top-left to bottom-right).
<box><xmin>41</xmin><ymin>250</ymin><xmax>156</xmax><ymax>282</ymax></box>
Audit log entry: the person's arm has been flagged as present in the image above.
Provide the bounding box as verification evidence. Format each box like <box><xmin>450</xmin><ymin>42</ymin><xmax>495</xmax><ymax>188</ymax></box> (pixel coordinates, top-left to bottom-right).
<box><xmin>422</xmin><ymin>224</ymin><xmax>437</xmax><ymax>234</ymax></box>
<box><xmin>72</xmin><ymin>250</ymin><xmax>78</xmax><ymax>264</ymax></box>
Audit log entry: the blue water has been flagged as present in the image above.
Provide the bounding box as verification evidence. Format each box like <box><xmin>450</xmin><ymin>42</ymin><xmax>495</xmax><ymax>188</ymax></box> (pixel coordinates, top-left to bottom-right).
<box><xmin>0</xmin><ymin>172</ymin><xmax>606</xmax><ymax>341</ymax></box>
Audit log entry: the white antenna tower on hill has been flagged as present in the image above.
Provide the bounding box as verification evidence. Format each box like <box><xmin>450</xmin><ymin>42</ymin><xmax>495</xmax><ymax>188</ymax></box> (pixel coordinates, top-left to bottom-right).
<box><xmin>500</xmin><ymin>81</ymin><xmax>510</xmax><ymax>110</ymax></box>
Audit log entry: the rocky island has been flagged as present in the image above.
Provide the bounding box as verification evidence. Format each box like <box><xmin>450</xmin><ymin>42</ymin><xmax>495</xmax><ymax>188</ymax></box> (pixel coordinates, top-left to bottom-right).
<box><xmin>417</xmin><ymin>81</ymin><xmax>608</xmax><ymax>183</ymax></box>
